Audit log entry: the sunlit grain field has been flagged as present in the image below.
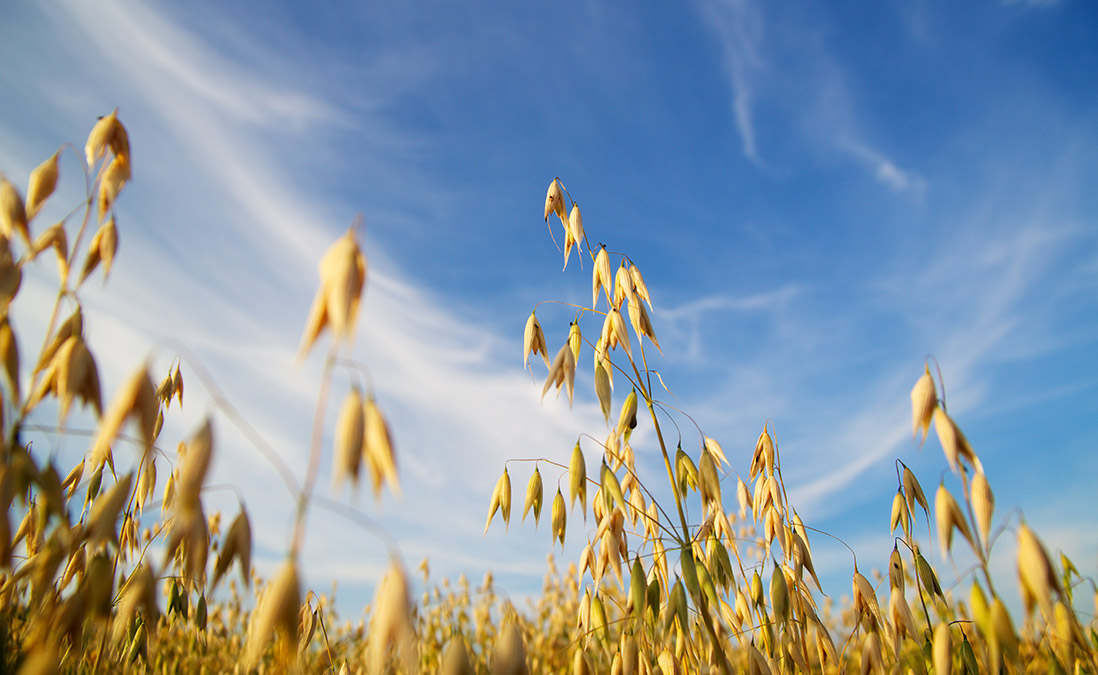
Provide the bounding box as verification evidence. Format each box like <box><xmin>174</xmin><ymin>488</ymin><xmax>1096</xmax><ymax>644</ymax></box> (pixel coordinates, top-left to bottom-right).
<box><xmin>1</xmin><ymin>116</ymin><xmax>1095</xmax><ymax>674</ymax></box>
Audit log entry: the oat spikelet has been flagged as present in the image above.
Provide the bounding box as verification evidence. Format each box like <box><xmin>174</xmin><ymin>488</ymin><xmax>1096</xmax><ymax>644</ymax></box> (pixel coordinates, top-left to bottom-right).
<box><xmin>333</xmin><ymin>388</ymin><xmax>365</xmax><ymax>490</ymax></box>
<box><xmin>628</xmin><ymin>295</ymin><xmax>661</xmax><ymax>354</ymax></box>
<box><xmin>97</xmin><ymin>155</ymin><xmax>130</xmax><ymax>219</ymax></box>
<box><xmin>36</xmin><ymin>307</ymin><xmax>82</xmax><ymax>376</ymax></box>
<box><xmin>704</xmin><ymin>436</ymin><xmax>729</xmax><ymax>469</ymax></box>
<box><xmin>367</xmin><ymin>561</ymin><xmax>416</xmax><ymax>674</ymax></box>
<box><xmin>441</xmin><ymin>636</ymin><xmax>475</xmax><ymax>675</ymax></box>
<box><xmin>934</xmin><ymin>483</ymin><xmax>975</xmax><ymax>559</ymax></box>
<box><xmin>55</xmin><ymin>336</ymin><xmax>99</xmax><ymax>423</ymax></box>
<box><xmin>601</xmin><ymin>307</ymin><xmax>632</xmax><ymax>360</ymax></box>
<box><xmin>901</xmin><ymin>466</ymin><xmax>928</xmax><ymax>520</ymax></box>
<box><xmin>752</xmin><ymin>424</ymin><xmax>776</xmax><ymax>479</ymax></box>
<box><xmin>0</xmin><ymin>177</ymin><xmax>29</xmax><ymax>248</ymax></box>
<box><xmin>79</xmin><ymin>218</ymin><xmax>118</xmax><ymax>284</ymax></box>
<box><xmin>541</xmin><ymin>342</ymin><xmax>576</xmax><ymax>407</ymax></box>
<box><xmin>594</xmin><ymin>357</ymin><xmax>612</xmax><ymax>425</ymax></box>
<box><xmin>492</xmin><ymin>619</ymin><xmax>529</xmax><ymax>675</ymax></box>
<box><xmin>737</xmin><ymin>476</ymin><xmax>752</xmax><ymax>519</ymax></box>
<box><xmin>567</xmin><ymin>320</ymin><xmax>582</xmax><ymax>364</ymax></box>
<box><xmin>592</xmin><ymin>245</ymin><xmax>612</xmax><ymax>309</ymax></box>
<box><xmin>569</xmin><ymin>442</ymin><xmax>587</xmax><ymax>516</ymax></box>
<box><xmin>770</xmin><ymin>563</ymin><xmax>789</xmax><ymax>622</ymax></box>
<box><xmin>26</xmin><ymin>151</ymin><xmax>59</xmax><ymax>220</ymax></box>
<box><xmin>0</xmin><ymin>316</ymin><xmax>19</xmax><ymax>400</ymax></box>
<box><xmin>551</xmin><ymin>488</ymin><xmax>566</xmax><ymax>546</ymax></box>
<box><xmin>244</xmin><ymin>559</ymin><xmax>301</xmax><ymax>669</ymax></box>
<box><xmin>852</xmin><ymin>570</ymin><xmax>882</xmax><ymax>626</ymax></box>
<box><xmin>213</xmin><ymin>508</ymin><xmax>252</xmax><ymax>588</ymax></box>
<box><xmin>85</xmin><ymin>109</ymin><xmax>130</xmax><ymax>167</ymax></box>
<box><xmin>544</xmin><ymin>178</ymin><xmax>565</xmax><ymax>222</ymax></box>
<box><xmin>888</xmin><ymin>546</ymin><xmax>904</xmax><ymax>592</ymax></box>
<box><xmin>970</xmin><ymin>470</ymin><xmax>994</xmax><ymax>551</ymax></box>
<box><xmin>299</xmin><ymin>227</ymin><xmax>367</xmax><ymax>358</ymax></box>
<box><xmin>485</xmin><ymin>469</ymin><xmax>512</xmax><ymax>534</ymax></box>
<box><xmin>90</xmin><ymin>366</ymin><xmax>157</xmax><ymax>471</ymax></box>
<box><xmin>1016</xmin><ymin>522</ymin><xmax>1060</xmax><ymax>618</ymax></box>
<box><xmin>933</xmin><ymin>622</ymin><xmax>952</xmax><ymax>675</ymax></box>
<box><xmin>87</xmin><ymin>473</ymin><xmax>132</xmax><ymax>548</ymax></box>
<box><xmin>0</xmin><ymin>237</ymin><xmax>20</xmax><ymax>307</ymax></box>
<box><xmin>522</xmin><ymin>467</ymin><xmax>543</xmax><ymax>526</ymax></box>
<box><xmin>990</xmin><ymin>597</ymin><xmax>1019</xmax><ymax>664</ymax></box>
<box><xmin>614</xmin><ymin>262</ymin><xmax>634</xmax><ymax>308</ymax></box>
<box><xmin>860</xmin><ymin>632</ymin><xmax>883</xmax><ymax>675</ymax></box>
<box><xmin>889</xmin><ymin>586</ymin><xmax>917</xmax><ymax>639</ymax></box>
<box><xmin>111</xmin><ymin>562</ymin><xmax>158</xmax><ymax>645</ymax></box>
<box><xmin>363</xmin><ymin>396</ymin><xmax>400</xmax><ymax>499</ymax></box>
<box><xmin>563</xmin><ymin>204</ymin><xmax>584</xmax><ymax>269</ymax></box>
<box><xmin>178</xmin><ymin>419</ymin><xmax>213</xmax><ymax>512</ymax></box>
<box><xmin>31</xmin><ymin>221</ymin><xmax>68</xmax><ymax>280</ymax></box>
<box><xmin>910</xmin><ymin>366</ymin><xmax>936</xmax><ymax>442</ymax></box>
<box><xmin>522</xmin><ymin>312</ymin><xmax>550</xmax><ymax>369</ymax></box>
<box><xmin>933</xmin><ymin>408</ymin><xmax>978</xmax><ymax>474</ymax></box>
<box><xmin>615</xmin><ymin>388</ymin><xmax>638</xmax><ymax>441</ymax></box>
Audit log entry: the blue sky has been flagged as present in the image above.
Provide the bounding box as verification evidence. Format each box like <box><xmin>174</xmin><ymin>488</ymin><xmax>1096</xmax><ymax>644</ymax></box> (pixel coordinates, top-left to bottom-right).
<box><xmin>2</xmin><ymin>0</ymin><xmax>1096</xmax><ymax>619</ymax></box>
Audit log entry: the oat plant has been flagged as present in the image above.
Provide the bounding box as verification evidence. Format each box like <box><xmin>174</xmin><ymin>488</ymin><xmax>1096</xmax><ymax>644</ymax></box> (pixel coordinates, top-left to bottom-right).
<box><xmin>485</xmin><ymin>177</ymin><xmax>1098</xmax><ymax>674</ymax></box>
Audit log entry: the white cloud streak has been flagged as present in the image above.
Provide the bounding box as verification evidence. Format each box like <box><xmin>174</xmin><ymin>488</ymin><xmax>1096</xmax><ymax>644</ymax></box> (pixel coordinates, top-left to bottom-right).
<box><xmin>694</xmin><ymin>0</ymin><xmax>926</xmax><ymax>195</ymax></box>
<box><xmin>694</xmin><ymin>0</ymin><xmax>765</xmax><ymax>162</ymax></box>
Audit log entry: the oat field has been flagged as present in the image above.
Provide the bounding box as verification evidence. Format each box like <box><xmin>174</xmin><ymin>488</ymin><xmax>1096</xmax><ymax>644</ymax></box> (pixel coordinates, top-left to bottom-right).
<box><xmin>1</xmin><ymin>115</ymin><xmax>1095</xmax><ymax>674</ymax></box>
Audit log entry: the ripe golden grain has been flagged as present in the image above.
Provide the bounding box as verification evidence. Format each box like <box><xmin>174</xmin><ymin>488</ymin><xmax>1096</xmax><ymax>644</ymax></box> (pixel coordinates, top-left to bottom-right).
<box><xmin>492</xmin><ymin>620</ymin><xmax>530</xmax><ymax>675</ymax></box>
<box><xmin>87</xmin><ymin>473</ymin><xmax>132</xmax><ymax>548</ymax></box>
<box><xmin>1016</xmin><ymin>522</ymin><xmax>1060</xmax><ymax>618</ymax></box>
<box><xmin>522</xmin><ymin>467</ymin><xmax>543</xmax><ymax>526</ymax></box>
<box><xmin>932</xmin><ymin>408</ymin><xmax>978</xmax><ymax>474</ymax></box>
<box><xmin>26</xmin><ymin>151</ymin><xmax>59</xmax><ymax>220</ymax></box>
<box><xmin>544</xmin><ymin>178</ymin><xmax>565</xmax><ymax>222</ymax></box>
<box><xmin>970</xmin><ymin>470</ymin><xmax>994</xmax><ymax>551</ymax></box>
<box><xmin>628</xmin><ymin>263</ymin><xmax>652</xmax><ymax>311</ymax></box>
<box><xmin>910</xmin><ymin>367</ymin><xmax>936</xmax><ymax>442</ymax></box>
<box><xmin>593</xmin><ymin>245</ymin><xmax>613</xmax><ymax>309</ymax></box>
<box><xmin>364</xmin><ymin>395</ymin><xmax>400</xmax><ymax>499</ymax></box>
<box><xmin>244</xmin><ymin>559</ymin><xmax>301</xmax><ymax>669</ymax></box>
<box><xmin>368</xmin><ymin>561</ymin><xmax>416</xmax><ymax>673</ymax></box>
<box><xmin>96</xmin><ymin>156</ymin><xmax>129</xmax><ymax>219</ymax></box>
<box><xmin>542</xmin><ymin>342</ymin><xmax>577</xmax><ymax>407</ymax></box>
<box><xmin>570</xmin><ymin>442</ymin><xmax>587</xmax><ymax>515</ymax></box>
<box><xmin>522</xmin><ymin>312</ymin><xmax>550</xmax><ymax>370</ymax></box>
<box><xmin>0</xmin><ymin>177</ymin><xmax>29</xmax><ymax>247</ymax></box>
<box><xmin>551</xmin><ymin>488</ymin><xmax>566</xmax><ymax>546</ymax></box>
<box><xmin>85</xmin><ymin>109</ymin><xmax>129</xmax><ymax>167</ymax></box>
<box><xmin>333</xmin><ymin>388</ymin><xmax>365</xmax><ymax>490</ymax></box>
<box><xmin>441</xmin><ymin>636</ymin><xmax>475</xmax><ymax>675</ymax></box>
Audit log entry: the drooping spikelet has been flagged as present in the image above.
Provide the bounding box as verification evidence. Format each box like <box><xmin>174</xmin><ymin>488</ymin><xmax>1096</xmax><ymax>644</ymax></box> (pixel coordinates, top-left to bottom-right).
<box><xmin>570</xmin><ymin>442</ymin><xmax>587</xmax><ymax>516</ymax></box>
<box><xmin>244</xmin><ymin>559</ymin><xmax>301</xmax><ymax>669</ymax></box>
<box><xmin>522</xmin><ymin>467</ymin><xmax>543</xmax><ymax>526</ymax></box>
<box><xmin>26</xmin><ymin>151</ymin><xmax>59</xmax><ymax>220</ymax></box>
<box><xmin>910</xmin><ymin>366</ymin><xmax>936</xmax><ymax>442</ymax></box>
<box><xmin>367</xmin><ymin>561</ymin><xmax>416</xmax><ymax>673</ymax></box>
<box><xmin>492</xmin><ymin>619</ymin><xmax>530</xmax><ymax>675</ymax></box>
<box><xmin>332</xmin><ymin>388</ymin><xmax>365</xmax><ymax>490</ymax></box>
<box><xmin>541</xmin><ymin>342</ymin><xmax>576</xmax><ymax>407</ymax></box>
<box><xmin>299</xmin><ymin>226</ymin><xmax>367</xmax><ymax>358</ymax></box>
<box><xmin>363</xmin><ymin>395</ymin><xmax>400</xmax><ymax>499</ymax></box>
<box><xmin>522</xmin><ymin>312</ymin><xmax>550</xmax><ymax>370</ymax></box>
<box><xmin>935</xmin><ymin>483</ymin><xmax>975</xmax><ymax>559</ymax></box>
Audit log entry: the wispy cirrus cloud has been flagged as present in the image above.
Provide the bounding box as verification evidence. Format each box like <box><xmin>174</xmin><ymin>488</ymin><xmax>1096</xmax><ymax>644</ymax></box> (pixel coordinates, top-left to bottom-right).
<box><xmin>693</xmin><ymin>0</ymin><xmax>765</xmax><ymax>162</ymax></box>
<box><xmin>692</xmin><ymin>0</ymin><xmax>925</xmax><ymax>195</ymax></box>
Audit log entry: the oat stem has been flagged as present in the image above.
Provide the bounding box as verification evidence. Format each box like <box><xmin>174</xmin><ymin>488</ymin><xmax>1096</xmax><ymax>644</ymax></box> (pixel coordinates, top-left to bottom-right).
<box><xmin>292</xmin><ymin>341</ymin><xmax>338</xmax><ymax>557</ymax></box>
